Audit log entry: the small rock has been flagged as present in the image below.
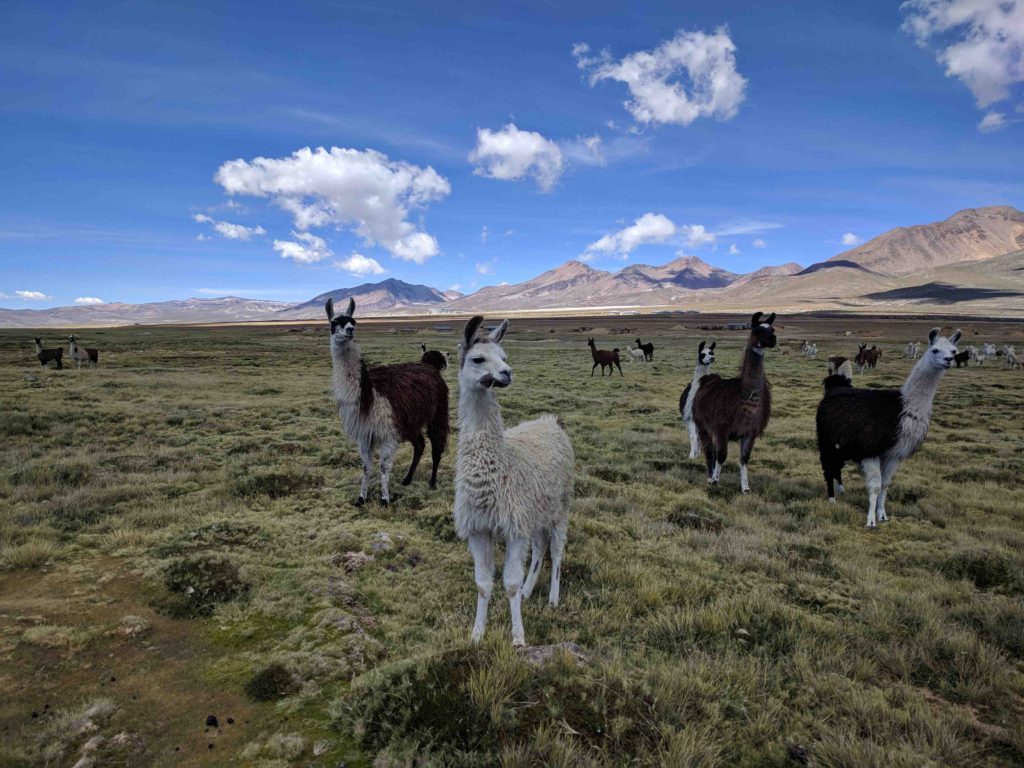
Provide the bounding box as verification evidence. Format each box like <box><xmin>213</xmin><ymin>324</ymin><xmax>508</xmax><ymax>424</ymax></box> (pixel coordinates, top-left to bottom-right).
<box><xmin>226</xmin><ymin>717</ymin><xmax>234</xmax><ymax>725</ymax></box>
<box><xmin>206</xmin><ymin>714</ymin><xmax>219</xmax><ymax>728</ymax></box>
<box><xmin>518</xmin><ymin>642</ymin><xmax>589</xmax><ymax>668</ymax></box>
<box><xmin>30</xmin><ymin>711</ymin><xmax>38</xmax><ymax>718</ymax></box>
<box><xmin>82</xmin><ymin>735</ymin><xmax>105</xmax><ymax>753</ymax></box>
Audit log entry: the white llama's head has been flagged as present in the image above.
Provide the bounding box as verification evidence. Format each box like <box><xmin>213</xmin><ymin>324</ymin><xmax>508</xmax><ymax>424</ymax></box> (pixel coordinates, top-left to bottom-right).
<box><xmin>698</xmin><ymin>340</ymin><xmax>716</xmax><ymax>366</ymax></box>
<box><xmin>459</xmin><ymin>315</ymin><xmax>511</xmax><ymax>392</ymax></box>
<box><xmin>325</xmin><ymin>298</ymin><xmax>357</xmax><ymax>347</ymax></box>
<box><xmin>924</xmin><ymin>327</ymin><xmax>960</xmax><ymax>370</ymax></box>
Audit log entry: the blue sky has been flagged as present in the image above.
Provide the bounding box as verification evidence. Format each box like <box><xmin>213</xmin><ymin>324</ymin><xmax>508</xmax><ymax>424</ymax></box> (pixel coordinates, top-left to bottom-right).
<box><xmin>1</xmin><ymin>0</ymin><xmax>1022</xmax><ymax>307</ymax></box>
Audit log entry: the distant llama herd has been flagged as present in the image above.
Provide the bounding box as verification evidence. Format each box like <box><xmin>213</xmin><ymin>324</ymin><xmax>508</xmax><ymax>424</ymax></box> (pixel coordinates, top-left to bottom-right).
<box><xmin>23</xmin><ymin>304</ymin><xmax>1019</xmax><ymax>645</ymax></box>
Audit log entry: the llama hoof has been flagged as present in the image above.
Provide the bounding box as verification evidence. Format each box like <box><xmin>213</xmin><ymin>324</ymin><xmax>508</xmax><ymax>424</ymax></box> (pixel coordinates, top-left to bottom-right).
<box><xmin>547</xmin><ymin>600</ymin><xmax>558</xmax><ymax>608</ymax></box>
<box><xmin>865</xmin><ymin>521</ymin><xmax>877</xmax><ymax>529</ymax></box>
<box><xmin>470</xmin><ymin>631</ymin><xmax>483</xmax><ymax>645</ymax></box>
<box><xmin>428</xmin><ymin>481</ymin><xmax>437</xmax><ymax>490</ymax></box>
<box><xmin>400</xmin><ymin>477</ymin><xmax>413</xmax><ymax>486</ymax></box>
<box><xmin>380</xmin><ymin>497</ymin><xmax>390</xmax><ymax>507</ymax></box>
<box><xmin>741</xmin><ymin>488</ymin><xmax>751</xmax><ymax>495</ymax></box>
<box><xmin>827</xmin><ymin>497</ymin><xmax>836</xmax><ymax>504</ymax></box>
<box><xmin>512</xmin><ymin>637</ymin><xmax>526</xmax><ymax>648</ymax></box>
<box><xmin>354</xmin><ymin>496</ymin><xmax>366</xmax><ymax>507</ymax></box>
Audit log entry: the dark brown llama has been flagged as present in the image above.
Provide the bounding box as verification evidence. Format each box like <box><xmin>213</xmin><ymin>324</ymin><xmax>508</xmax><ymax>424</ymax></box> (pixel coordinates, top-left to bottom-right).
<box><xmin>420</xmin><ymin>343</ymin><xmax>448</xmax><ymax>371</ymax></box>
<box><xmin>588</xmin><ymin>338</ymin><xmax>622</xmax><ymax>377</ymax></box>
<box><xmin>34</xmin><ymin>337</ymin><xmax>63</xmax><ymax>369</ymax></box>
<box><xmin>692</xmin><ymin>311</ymin><xmax>777</xmax><ymax>493</ymax></box>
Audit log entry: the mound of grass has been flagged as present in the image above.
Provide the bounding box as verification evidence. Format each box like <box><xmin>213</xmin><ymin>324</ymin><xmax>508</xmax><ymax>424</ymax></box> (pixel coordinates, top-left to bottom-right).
<box><xmin>159</xmin><ymin>521</ymin><xmax>265</xmax><ymax>555</ymax></box>
<box><xmin>940</xmin><ymin>550</ymin><xmax>1023</xmax><ymax>594</ymax></box>
<box><xmin>0</xmin><ymin>540</ymin><xmax>61</xmax><ymax>570</ymax></box>
<box><xmin>159</xmin><ymin>555</ymin><xmax>249</xmax><ymax>617</ymax></box>
<box><xmin>246</xmin><ymin>663</ymin><xmax>301</xmax><ymax>701</ymax></box>
<box><xmin>227</xmin><ymin>463</ymin><xmax>318</xmax><ymax>499</ymax></box>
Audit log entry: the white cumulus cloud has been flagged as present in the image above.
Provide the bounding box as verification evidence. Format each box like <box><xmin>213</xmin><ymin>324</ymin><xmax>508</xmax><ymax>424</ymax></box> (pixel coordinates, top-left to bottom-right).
<box><xmin>841</xmin><ymin>232</ymin><xmax>862</xmax><ymax>246</ymax></box>
<box><xmin>475</xmin><ymin>258</ymin><xmax>498</xmax><ymax>275</ymax></box>
<box><xmin>729</xmin><ymin>244</ymin><xmax>740</xmax><ymax>255</ymax></box>
<box><xmin>74</xmin><ymin>297</ymin><xmax>104</xmax><ymax>305</ymax></box>
<box><xmin>335</xmin><ymin>253</ymin><xmax>385</xmax><ymax>277</ymax></box>
<box><xmin>215</xmin><ymin>146</ymin><xmax>450</xmax><ymax>263</ymax></box>
<box><xmin>681</xmin><ymin>224</ymin><xmax>716</xmax><ymax>249</ymax></box>
<box><xmin>584</xmin><ymin>213</ymin><xmax>678</xmax><ymax>259</ymax></box>
<box><xmin>192</xmin><ymin>213</ymin><xmax>266</xmax><ymax>241</ymax></box>
<box><xmin>753</xmin><ymin>238</ymin><xmax>767</xmax><ymax>248</ymax></box>
<box><xmin>902</xmin><ymin>0</ymin><xmax>1024</xmax><ymax>116</ymax></box>
<box><xmin>16</xmin><ymin>290</ymin><xmax>50</xmax><ymax>300</ymax></box>
<box><xmin>273</xmin><ymin>231</ymin><xmax>333</xmax><ymax>263</ymax></box>
<box><xmin>573</xmin><ymin>28</ymin><xmax>747</xmax><ymax>126</ymax></box>
<box><xmin>469</xmin><ymin>124</ymin><xmax>565</xmax><ymax>192</ymax></box>
<box><xmin>978</xmin><ymin>111</ymin><xmax>1008</xmax><ymax>131</ymax></box>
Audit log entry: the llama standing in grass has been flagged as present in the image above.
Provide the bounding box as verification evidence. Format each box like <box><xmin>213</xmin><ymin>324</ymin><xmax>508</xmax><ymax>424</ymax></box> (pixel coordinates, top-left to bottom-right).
<box><xmin>588</xmin><ymin>338</ymin><xmax>622</xmax><ymax>377</ymax></box>
<box><xmin>1006</xmin><ymin>346</ymin><xmax>1021</xmax><ymax>370</ymax></box>
<box><xmin>455</xmin><ymin>316</ymin><xmax>574</xmax><ymax>646</ymax></box>
<box><xmin>679</xmin><ymin>341</ymin><xmax>716</xmax><ymax>459</ymax></box>
<box><xmin>634</xmin><ymin>338</ymin><xmax>654</xmax><ymax>362</ymax></box>
<box><xmin>982</xmin><ymin>343</ymin><xmax>997</xmax><ymax>361</ymax></box>
<box><xmin>626</xmin><ymin>346</ymin><xmax>646</xmax><ymax>363</ymax></box>
<box><xmin>855</xmin><ymin>344</ymin><xmax>880</xmax><ymax>373</ymax></box>
<box><xmin>816</xmin><ymin>328</ymin><xmax>960</xmax><ymax>528</ymax></box>
<box><xmin>33</xmin><ymin>338</ymin><xmax>63</xmax><ymax>369</ymax></box>
<box><xmin>326</xmin><ymin>298</ymin><xmax>449</xmax><ymax>506</ymax></box>
<box><xmin>693</xmin><ymin>312</ymin><xmax>776</xmax><ymax>493</ymax></box>
<box><xmin>68</xmin><ymin>335</ymin><xmax>98</xmax><ymax>368</ymax></box>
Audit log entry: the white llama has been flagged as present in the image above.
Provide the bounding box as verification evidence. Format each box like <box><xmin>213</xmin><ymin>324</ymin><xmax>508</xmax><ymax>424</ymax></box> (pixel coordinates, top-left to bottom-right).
<box><xmin>678</xmin><ymin>341</ymin><xmax>716</xmax><ymax>459</ymax></box>
<box><xmin>455</xmin><ymin>316</ymin><xmax>574</xmax><ymax>647</ymax></box>
<box><xmin>626</xmin><ymin>345</ymin><xmax>646</xmax><ymax>363</ymax></box>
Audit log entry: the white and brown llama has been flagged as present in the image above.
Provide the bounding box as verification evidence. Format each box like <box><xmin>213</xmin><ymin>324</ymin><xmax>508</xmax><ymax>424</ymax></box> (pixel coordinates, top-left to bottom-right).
<box><xmin>678</xmin><ymin>340</ymin><xmax>716</xmax><ymax>459</ymax></box>
<box><xmin>326</xmin><ymin>298</ymin><xmax>449</xmax><ymax>506</ymax></box>
<box><xmin>455</xmin><ymin>316</ymin><xmax>574</xmax><ymax>647</ymax></box>
<box><xmin>68</xmin><ymin>335</ymin><xmax>98</xmax><ymax>368</ymax></box>
<box><xmin>692</xmin><ymin>312</ymin><xmax>776</xmax><ymax>493</ymax></box>
<box><xmin>816</xmin><ymin>328</ymin><xmax>960</xmax><ymax>528</ymax></box>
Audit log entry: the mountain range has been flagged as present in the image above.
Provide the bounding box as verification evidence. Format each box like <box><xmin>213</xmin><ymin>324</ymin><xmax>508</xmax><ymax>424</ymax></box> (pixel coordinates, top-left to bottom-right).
<box><xmin>2</xmin><ymin>206</ymin><xmax>1022</xmax><ymax>327</ymax></box>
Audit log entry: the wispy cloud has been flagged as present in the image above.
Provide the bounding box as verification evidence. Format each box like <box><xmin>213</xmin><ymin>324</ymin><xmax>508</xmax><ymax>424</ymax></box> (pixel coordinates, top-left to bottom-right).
<box><xmin>714</xmin><ymin>220</ymin><xmax>784</xmax><ymax>236</ymax></box>
<box><xmin>273</xmin><ymin>231</ymin><xmax>333</xmax><ymax>263</ymax></box>
<box><xmin>15</xmin><ymin>290</ymin><xmax>51</xmax><ymax>300</ymax></box>
<box><xmin>192</xmin><ymin>213</ymin><xmax>266</xmax><ymax>241</ymax></box>
<box><xmin>753</xmin><ymin>238</ymin><xmax>767</xmax><ymax>248</ymax></box>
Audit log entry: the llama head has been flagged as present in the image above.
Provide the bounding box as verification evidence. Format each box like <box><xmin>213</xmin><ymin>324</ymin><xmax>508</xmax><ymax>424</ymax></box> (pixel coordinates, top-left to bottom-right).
<box><xmin>698</xmin><ymin>341</ymin><xmax>716</xmax><ymax>366</ymax></box>
<box><xmin>748</xmin><ymin>312</ymin><xmax>777</xmax><ymax>352</ymax></box>
<box><xmin>34</xmin><ymin>337</ymin><xmax>41</xmax><ymax>346</ymax></box>
<box><xmin>587</xmin><ymin>337</ymin><xmax>595</xmax><ymax>348</ymax></box>
<box><xmin>924</xmin><ymin>328</ymin><xmax>960</xmax><ymax>370</ymax></box>
<box><xmin>325</xmin><ymin>297</ymin><xmax>357</xmax><ymax>345</ymax></box>
<box><xmin>460</xmin><ymin>315</ymin><xmax>511</xmax><ymax>391</ymax></box>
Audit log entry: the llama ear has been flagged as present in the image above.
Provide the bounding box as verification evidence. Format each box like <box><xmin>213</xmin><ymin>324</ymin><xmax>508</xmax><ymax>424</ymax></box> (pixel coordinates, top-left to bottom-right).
<box><xmin>765</xmin><ymin>313</ymin><xmax>776</xmax><ymax>325</ymax></box>
<box><xmin>750</xmin><ymin>311</ymin><xmax>763</xmax><ymax>327</ymax></box>
<box><xmin>325</xmin><ymin>298</ymin><xmax>334</xmax><ymax>320</ymax></box>
<box><xmin>346</xmin><ymin>298</ymin><xmax>356</xmax><ymax>317</ymax></box>
<box><xmin>464</xmin><ymin>315</ymin><xmax>484</xmax><ymax>349</ymax></box>
<box><xmin>698</xmin><ymin>341</ymin><xmax>706</xmax><ymax>353</ymax></box>
<box><xmin>489</xmin><ymin>319</ymin><xmax>509</xmax><ymax>343</ymax></box>
<box><xmin>710</xmin><ymin>342</ymin><xmax>716</xmax><ymax>351</ymax></box>
<box><xmin>951</xmin><ymin>329</ymin><xmax>962</xmax><ymax>344</ymax></box>
<box><xmin>928</xmin><ymin>327</ymin><xmax>940</xmax><ymax>344</ymax></box>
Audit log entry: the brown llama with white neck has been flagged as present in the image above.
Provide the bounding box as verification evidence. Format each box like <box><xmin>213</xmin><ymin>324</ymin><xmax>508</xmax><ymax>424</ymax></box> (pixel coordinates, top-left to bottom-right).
<box><xmin>34</xmin><ymin>338</ymin><xmax>63</xmax><ymax>369</ymax></box>
<box><xmin>326</xmin><ymin>298</ymin><xmax>449</xmax><ymax>506</ymax></box>
<box><xmin>692</xmin><ymin>311</ymin><xmax>776</xmax><ymax>493</ymax></box>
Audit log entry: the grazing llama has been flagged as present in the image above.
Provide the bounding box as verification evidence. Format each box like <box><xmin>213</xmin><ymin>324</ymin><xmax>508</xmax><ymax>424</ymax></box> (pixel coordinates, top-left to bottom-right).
<box><xmin>816</xmin><ymin>328</ymin><xmax>960</xmax><ymax>528</ymax></box>
<box><xmin>953</xmin><ymin>350</ymin><xmax>971</xmax><ymax>368</ymax></box>
<box><xmin>854</xmin><ymin>344</ymin><xmax>880</xmax><ymax>373</ymax></box>
<box><xmin>804</xmin><ymin>343</ymin><xmax>818</xmax><ymax>359</ymax></box>
<box><xmin>420</xmin><ymin>343</ymin><xmax>448</xmax><ymax>371</ymax></box>
<box><xmin>1006</xmin><ymin>346</ymin><xmax>1021</xmax><ymax>370</ymax></box>
<box><xmin>33</xmin><ymin>338</ymin><xmax>63</xmax><ymax>369</ymax></box>
<box><xmin>326</xmin><ymin>298</ymin><xmax>449</xmax><ymax>505</ymax></box>
<box><xmin>634</xmin><ymin>338</ymin><xmax>655</xmax><ymax>362</ymax></box>
<box><xmin>67</xmin><ymin>335</ymin><xmax>98</xmax><ymax>368</ymax></box>
<box><xmin>693</xmin><ymin>312</ymin><xmax>776</xmax><ymax>493</ymax></box>
<box><xmin>626</xmin><ymin>346</ymin><xmax>646</xmax><ymax>364</ymax></box>
<box><xmin>678</xmin><ymin>341</ymin><xmax>716</xmax><ymax>459</ymax></box>
<box><xmin>588</xmin><ymin>338</ymin><xmax>622</xmax><ymax>377</ymax></box>
<box><xmin>455</xmin><ymin>316</ymin><xmax>574</xmax><ymax>646</ymax></box>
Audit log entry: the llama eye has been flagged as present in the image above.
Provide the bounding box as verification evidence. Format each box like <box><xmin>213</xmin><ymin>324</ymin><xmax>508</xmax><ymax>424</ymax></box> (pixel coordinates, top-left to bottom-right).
<box><xmin>472</xmin><ymin>357</ymin><xmax>485</xmax><ymax>364</ymax></box>
<box><xmin>932</xmin><ymin>349</ymin><xmax>939</xmax><ymax>354</ymax></box>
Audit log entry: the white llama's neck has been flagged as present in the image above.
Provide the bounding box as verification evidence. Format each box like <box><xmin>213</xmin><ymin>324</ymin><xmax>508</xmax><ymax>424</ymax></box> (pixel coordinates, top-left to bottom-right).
<box><xmin>458</xmin><ymin>387</ymin><xmax>505</xmax><ymax>439</ymax></box>
<box><xmin>330</xmin><ymin>341</ymin><xmax>364</xmax><ymax>404</ymax></box>
<box><xmin>900</xmin><ymin>356</ymin><xmax>945</xmax><ymax>418</ymax></box>
<box><xmin>691</xmin><ymin>361</ymin><xmax>711</xmax><ymax>386</ymax></box>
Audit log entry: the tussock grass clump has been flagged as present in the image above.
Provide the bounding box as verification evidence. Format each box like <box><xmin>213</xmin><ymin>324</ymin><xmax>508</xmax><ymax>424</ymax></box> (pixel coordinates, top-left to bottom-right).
<box><xmin>246</xmin><ymin>663</ymin><xmax>301</xmax><ymax>701</ymax></box>
<box><xmin>159</xmin><ymin>554</ymin><xmax>249</xmax><ymax>617</ymax></box>
<box><xmin>0</xmin><ymin>539</ymin><xmax>61</xmax><ymax>570</ymax></box>
<box><xmin>159</xmin><ymin>520</ymin><xmax>265</xmax><ymax>554</ymax></box>
<box><xmin>227</xmin><ymin>463</ymin><xmax>318</xmax><ymax>499</ymax></box>
<box><xmin>940</xmin><ymin>550</ymin><xmax>1023</xmax><ymax>594</ymax></box>
<box><xmin>0</xmin><ymin>411</ymin><xmax>47</xmax><ymax>437</ymax></box>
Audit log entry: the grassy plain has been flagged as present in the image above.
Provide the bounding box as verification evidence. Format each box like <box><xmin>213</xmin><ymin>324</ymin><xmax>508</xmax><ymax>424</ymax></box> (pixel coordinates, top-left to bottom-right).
<box><xmin>1</xmin><ymin>314</ymin><xmax>1023</xmax><ymax>767</ymax></box>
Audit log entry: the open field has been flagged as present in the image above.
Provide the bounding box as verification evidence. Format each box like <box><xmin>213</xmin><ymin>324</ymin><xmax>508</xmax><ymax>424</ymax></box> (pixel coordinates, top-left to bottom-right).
<box><xmin>2</xmin><ymin>314</ymin><xmax>1023</xmax><ymax>767</ymax></box>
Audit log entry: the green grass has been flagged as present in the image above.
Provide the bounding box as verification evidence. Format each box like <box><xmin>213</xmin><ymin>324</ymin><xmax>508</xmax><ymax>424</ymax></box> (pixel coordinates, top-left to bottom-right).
<box><xmin>0</xmin><ymin>317</ymin><xmax>1022</xmax><ymax>766</ymax></box>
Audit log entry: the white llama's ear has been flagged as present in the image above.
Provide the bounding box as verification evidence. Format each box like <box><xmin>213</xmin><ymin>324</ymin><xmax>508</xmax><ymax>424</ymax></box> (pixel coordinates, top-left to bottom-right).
<box><xmin>464</xmin><ymin>316</ymin><xmax>484</xmax><ymax>349</ymax></box>
<box><xmin>928</xmin><ymin>327</ymin><xmax>940</xmax><ymax>344</ymax></box>
<box><xmin>325</xmin><ymin>298</ymin><xmax>334</xmax><ymax>320</ymax></box>
<box><xmin>950</xmin><ymin>329</ymin><xmax>962</xmax><ymax>344</ymax></box>
<box><xmin>489</xmin><ymin>319</ymin><xmax>509</xmax><ymax>343</ymax></box>
<box><xmin>346</xmin><ymin>298</ymin><xmax>356</xmax><ymax>317</ymax></box>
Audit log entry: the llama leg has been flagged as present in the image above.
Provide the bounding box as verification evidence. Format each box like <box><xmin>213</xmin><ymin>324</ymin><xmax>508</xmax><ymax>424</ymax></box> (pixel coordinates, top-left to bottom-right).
<box><xmin>378</xmin><ymin>440</ymin><xmax>397</xmax><ymax>505</ymax></box>
<box><xmin>711</xmin><ymin>438</ymin><xmax>727</xmax><ymax>485</ymax></box>
<box><xmin>356</xmin><ymin>440</ymin><xmax>373</xmax><ymax>506</ymax></box>
<box><xmin>522</xmin><ymin>529</ymin><xmax>549</xmax><ymax>600</ymax></box>
<box><xmin>401</xmin><ymin>433</ymin><xmax>425</xmax><ymax>486</ymax></box>
<box><xmin>592</xmin><ymin>363</ymin><xmax>597</xmax><ymax>377</ymax></box>
<box><xmin>739</xmin><ymin>435</ymin><xmax>755</xmax><ymax>494</ymax></box>
<box><xmin>548</xmin><ymin>522</ymin><xmax>567</xmax><ymax>607</ymax></box>
<box><xmin>687</xmin><ymin>420</ymin><xmax>701</xmax><ymax>459</ymax></box>
<box><xmin>468</xmin><ymin>531</ymin><xmax>494</xmax><ymax>644</ymax></box>
<box><xmin>616</xmin><ymin>361</ymin><xmax>623</xmax><ymax>377</ymax></box>
<box><xmin>877</xmin><ymin>456</ymin><xmax>900</xmax><ymax>523</ymax></box>
<box><xmin>836</xmin><ymin>466</ymin><xmax>845</xmax><ymax>496</ymax></box>
<box><xmin>503</xmin><ymin>535</ymin><xmax>529</xmax><ymax>647</ymax></box>
<box><xmin>862</xmin><ymin>457</ymin><xmax>882</xmax><ymax>529</ymax></box>
<box><xmin>427</xmin><ymin>432</ymin><xmax>443</xmax><ymax>490</ymax></box>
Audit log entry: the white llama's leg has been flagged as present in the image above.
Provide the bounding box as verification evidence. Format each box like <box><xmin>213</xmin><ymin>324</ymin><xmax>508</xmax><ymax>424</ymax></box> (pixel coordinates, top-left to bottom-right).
<box><xmin>862</xmin><ymin>457</ymin><xmax>882</xmax><ymax>529</ymax></box>
<box><xmin>503</xmin><ymin>535</ymin><xmax>529</xmax><ymax>647</ymax></box>
<box><xmin>378</xmin><ymin>438</ymin><xmax>397</xmax><ymax>504</ymax></box>
<box><xmin>711</xmin><ymin>461</ymin><xmax>723</xmax><ymax>484</ymax></box>
<box><xmin>357</xmin><ymin>439</ymin><xmax>373</xmax><ymax>504</ymax></box>
<box><xmin>522</xmin><ymin>529</ymin><xmax>549</xmax><ymax>601</ymax></box>
<box><xmin>468</xmin><ymin>530</ymin><xmax>494</xmax><ymax>644</ymax></box>
<box><xmin>877</xmin><ymin>456</ymin><xmax>901</xmax><ymax>523</ymax></box>
<box><xmin>548</xmin><ymin>522</ymin><xmax>567</xmax><ymax>607</ymax></box>
<box><xmin>687</xmin><ymin>421</ymin><xmax>700</xmax><ymax>459</ymax></box>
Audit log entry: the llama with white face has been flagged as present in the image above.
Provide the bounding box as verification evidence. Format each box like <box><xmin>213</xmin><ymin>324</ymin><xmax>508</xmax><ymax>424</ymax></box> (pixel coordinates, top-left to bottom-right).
<box><xmin>816</xmin><ymin>328</ymin><xmax>960</xmax><ymax>528</ymax></box>
<box><xmin>326</xmin><ymin>298</ymin><xmax>449</xmax><ymax>506</ymax></box>
<box><xmin>68</xmin><ymin>335</ymin><xmax>98</xmax><ymax>368</ymax></box>
<box><xmin>455</xmin><ymin>316</ymin><xmax>574</xmax><ymax>647</ymax></box>
<box><xmin>678</xmin><ymin>341</ymin><xmax>716</xmax><ymax>459</ymax></box>
<box><xmin>626</xmin><ymin>346</ymin><xmax>646</xmax><ymax>363</ymax></box>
